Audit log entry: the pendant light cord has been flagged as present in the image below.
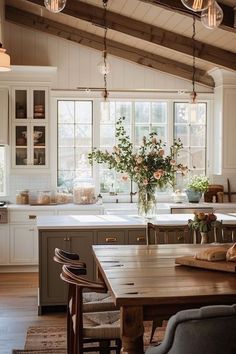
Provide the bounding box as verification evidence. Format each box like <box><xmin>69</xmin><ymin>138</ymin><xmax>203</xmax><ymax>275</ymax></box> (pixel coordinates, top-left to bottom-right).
<box><xmin>191</xmin><ymin>15</ymin><xmax>197</xmax><ymax>103</ymax></box>
<box><xmin>103</xmin><ymin>0</ymin><xmax>108</xmax><ymax>100</ymax></box>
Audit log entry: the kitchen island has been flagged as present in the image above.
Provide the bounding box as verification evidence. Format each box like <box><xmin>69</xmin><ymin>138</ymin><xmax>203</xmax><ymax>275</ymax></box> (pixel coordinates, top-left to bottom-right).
<box><xmin>37</xmin><ymin>212</ymin><xmax>236</xmax><ymax>314</ymax></box>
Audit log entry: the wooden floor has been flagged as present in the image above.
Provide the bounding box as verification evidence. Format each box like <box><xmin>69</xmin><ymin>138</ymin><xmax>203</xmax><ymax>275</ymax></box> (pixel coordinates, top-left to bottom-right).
<box><xmin>0</xmin><ymin>272</ymin><xmax>66</xmax><ymax>354</ymax></box>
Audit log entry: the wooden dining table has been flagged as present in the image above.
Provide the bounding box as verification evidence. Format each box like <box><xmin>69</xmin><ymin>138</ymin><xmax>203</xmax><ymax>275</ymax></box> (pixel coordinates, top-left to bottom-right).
<box><xmin>92</xmin><ymin>243</ymin><xmax>236</xmax><ymax>354</ymax></box>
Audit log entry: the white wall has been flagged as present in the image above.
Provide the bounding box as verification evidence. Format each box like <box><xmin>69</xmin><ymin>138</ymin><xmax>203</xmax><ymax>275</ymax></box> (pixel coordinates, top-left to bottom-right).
<box><xmin>4</xmin><ymin>21</ymin><xmax>212</xmax><ymax>93</ymax></box>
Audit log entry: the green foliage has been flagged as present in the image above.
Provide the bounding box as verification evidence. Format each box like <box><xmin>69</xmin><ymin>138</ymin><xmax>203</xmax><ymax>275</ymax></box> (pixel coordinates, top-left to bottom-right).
<box><xmin>187</xmin><ymin>175</ymin><xmax>209</xmax><ymax>192</ymax></box>
<box><xmin>188</xmin><ymin>212</ymin><xmax>221</xmax><ymax>233</ymax></box>
<box><xmin>88</xmin><ymin>116</ymin><xmax>188</xmax><ymax>190</ymax></box>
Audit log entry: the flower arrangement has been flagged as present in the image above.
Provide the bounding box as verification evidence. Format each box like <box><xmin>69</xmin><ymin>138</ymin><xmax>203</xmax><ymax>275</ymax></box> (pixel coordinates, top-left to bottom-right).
<box><xmin>187</xmin><ymin>175</ymin><xmax>209</xmax><ymax>192</ymax></box>
<box><xmin>188</xmin><ymin>212</ymin><xmax>221</xmax><ymax>233</ymax></box>
<box><xmin>88</xmin><ymin>116</ymin><xmax>188</xmax><ymax>216</ymax></box>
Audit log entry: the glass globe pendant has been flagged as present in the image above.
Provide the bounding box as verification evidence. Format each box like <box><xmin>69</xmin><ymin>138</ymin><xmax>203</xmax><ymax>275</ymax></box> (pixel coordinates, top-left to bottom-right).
<box><xmin>44</xmin><ymin>0</ymin><xmax>66</xmax><ymax>13</ymax></box>
<box><xmin>201</xmin><ymin>0</ymin><xmax>223</xmax><ymax>29</ymax></box>
<box><xmin>97</xmin><ymin>51</ymin><xmax>111</xmax><ymax>75</ymax></box>
<box><xmin>181</xmin><ymin>0</ymin><xmax>210</xmax><ymax>12</ymax></box>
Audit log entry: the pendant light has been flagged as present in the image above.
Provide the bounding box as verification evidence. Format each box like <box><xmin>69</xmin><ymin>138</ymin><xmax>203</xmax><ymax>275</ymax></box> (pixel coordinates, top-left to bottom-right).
<box><xmin>181</xmin><ymin>0</ymin><xmax>210</xmax><ymax>12</ymax></box>
<box><xmin>201</xmin><ymin>0</ymin><xmax>223</xmax><ymax>29</ymax></box>
<box><xmin>44</xmin><ymin>0</ymin><xmax>66</xmax><ymax>13</ymax></box>
<box><xmin>0</xmin><ymin>43</ymin><xmax>10</xmax><ymax>71</ymax></box>
<box><xmin>99</xmin><ymin>0</ymin><xmax>110</xmax><ymax>122</ymax></box>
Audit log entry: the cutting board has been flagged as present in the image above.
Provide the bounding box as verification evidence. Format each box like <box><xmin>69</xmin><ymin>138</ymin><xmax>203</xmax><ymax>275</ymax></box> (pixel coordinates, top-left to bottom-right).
<box><xmin>175</xmin><ymin>256</ymin><xmax>236</xmax><ymax>273</ymax></box>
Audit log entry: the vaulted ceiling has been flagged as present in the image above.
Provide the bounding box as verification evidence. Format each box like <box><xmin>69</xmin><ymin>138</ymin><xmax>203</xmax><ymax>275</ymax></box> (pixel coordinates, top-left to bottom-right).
<box><xmin>5</xmin><ymin>0</ymin><xmax>236</xmax><ymax>87</ymax></box>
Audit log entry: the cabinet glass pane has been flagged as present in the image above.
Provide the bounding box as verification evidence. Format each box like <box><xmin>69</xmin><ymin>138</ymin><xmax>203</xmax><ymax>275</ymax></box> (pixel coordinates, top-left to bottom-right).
<box><xmin>34</xmin><ymin>148</ymin><xmax>45</xmax><ymax>165</ymax></box>
<box><xmin>33</xmin><ymin>126</ymin><xmax>45</xmax><ymax>147</ymax></box>
<box><xmin>15</xmin><ymin>90</ymin><xmax>27</xmax><ymax>119</ymax></box>
<box><xmin>16</xmin><ymin>148</ymin><xmax>27</xmax><ymax>165</ymax></box>
<box><xmin>16</xmin><ymin>126</ymin><xmax>27</xmax><ymax>146</ymax></box>
<box><xmin>33</xmin><ymin>90</ymin><xmax>45</xmax><ymax>119</ymax></box>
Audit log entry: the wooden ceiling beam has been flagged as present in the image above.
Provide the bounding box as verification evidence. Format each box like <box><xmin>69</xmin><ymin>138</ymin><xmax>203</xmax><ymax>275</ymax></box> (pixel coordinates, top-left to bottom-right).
<box><xmin>24</xmin><ymin>0</ymin><xmax>236</xmax><ymax>71</ymax></box>
<box><xmin>139</xmin><ymin>0</ymin><xmax>235</xmax><ymax>32</ymax></box>
<box><xmin>5</xmin><ymin>5</ymin><xmax>214</xmax><ymax>87</ymax></box>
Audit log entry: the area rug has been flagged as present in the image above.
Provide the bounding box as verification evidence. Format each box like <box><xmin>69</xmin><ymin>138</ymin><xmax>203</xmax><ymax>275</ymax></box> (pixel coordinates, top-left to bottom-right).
<box><xmin>13</xmin><ymin>321</ymin><xmax>166</xmax><ymax>354</ymax></box>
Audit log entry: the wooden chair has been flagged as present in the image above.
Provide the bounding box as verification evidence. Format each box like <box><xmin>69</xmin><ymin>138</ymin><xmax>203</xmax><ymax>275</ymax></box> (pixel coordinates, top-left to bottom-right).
<box><xmin>54</xmin><ymin>248</ymin><xmax>117</xmax><ymax>312</ymax></box>
<box><xmin>145</xmin><ymin>304</ymin><xmax>236</xmax><ymax>354</ymax></box>
<box><xmin>61</xmin><ymin>265</ymin><xmax>121</xmax><ymax>354</ymax></box>
<box><xmin>146</xmin><ymin>223</ymin><xmax>191</xmax><ymax>245</ymax></box>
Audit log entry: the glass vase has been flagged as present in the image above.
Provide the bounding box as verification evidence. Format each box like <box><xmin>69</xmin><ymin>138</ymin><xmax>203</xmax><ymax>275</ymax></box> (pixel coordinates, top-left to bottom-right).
<box><xmin>137</xmin><ymin>184</ymin><xmax>156</xmax><ymax>218</ymax></box>
<box><xmin>200</xmin><ymin>232</ymin><xmax>208</xmax><ymax>244</ymax></box>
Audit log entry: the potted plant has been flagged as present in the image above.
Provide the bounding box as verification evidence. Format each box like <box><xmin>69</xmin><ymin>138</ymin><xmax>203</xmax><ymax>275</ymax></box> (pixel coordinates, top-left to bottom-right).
<box><xmin>186</xmin><ymin>175</ymin><xmax>209</xmax><ymax>203</ymax></box>
<box><xmin>188</xmin><ymin>211</ymin><xmax>221</xmax><ymax>244</ymax></box>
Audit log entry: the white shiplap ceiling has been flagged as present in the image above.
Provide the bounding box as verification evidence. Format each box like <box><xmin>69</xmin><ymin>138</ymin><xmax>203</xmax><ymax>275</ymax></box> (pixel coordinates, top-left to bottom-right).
<box><xmin>5</xmin><ymin>0</ymin><xmax>236</xmax><ymax>85</ymax></box>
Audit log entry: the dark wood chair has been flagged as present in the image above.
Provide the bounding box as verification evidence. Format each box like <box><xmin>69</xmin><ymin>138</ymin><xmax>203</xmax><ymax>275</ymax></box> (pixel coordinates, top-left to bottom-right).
<box><xmin>146</xmin><ymin>223</ymin><xmax>191</xmax><ymax>245</ymax></box>
<box><xmin>61</xmin><ymin>265</ymin><xmax>121</xmax><ymax>354</ymax></box>
<box><xmin>54</xmin><ymin>248</ymin><xmax>117</xmax><ymax>312</ymax></box>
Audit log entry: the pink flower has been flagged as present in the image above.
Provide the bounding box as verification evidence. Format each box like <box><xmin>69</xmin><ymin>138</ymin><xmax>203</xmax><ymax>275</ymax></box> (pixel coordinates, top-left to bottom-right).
<box><xmin>143</xmin><ymin>179</ymin><xmax>148</xmax><ymax>185</ymax></box>
<box><xmin>136</xmin><ymin>156</ymin><xmax>143</xmax><ymax>164</ymax></box>
<box><xmin>121</xmin><ymin>174</ymin><xmax>129</xmax><ymax>181</ymax></box>
<box><xmin>158</xmin><ymin>149</ymin><xmax>164</xmax><ymax>157</ymax></box>
<box><xmin>170</xmin><ymin>159</ymin><xmax>176</xmax><ymax>165</ymax></box>
<box><xmin>153</xmin><ymin>169</ymin><xmax>164</xmax><ymax>180</ymax></box>
<box><xmin>152</xmin><ymin>137</ymin><xmax>157</xmax><ymax>144</ymax></box>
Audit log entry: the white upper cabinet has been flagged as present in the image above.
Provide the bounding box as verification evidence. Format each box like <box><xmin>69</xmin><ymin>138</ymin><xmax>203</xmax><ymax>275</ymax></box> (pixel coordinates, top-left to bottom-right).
<box><xmin>0</xmin><ymin>88</ymin><xmax>9</xmax><ymax>145</ymax></box>
<box><xmin>11</xmin><ymin>86</ymin><xmax>49</xmax><ymax>168</ymax></box>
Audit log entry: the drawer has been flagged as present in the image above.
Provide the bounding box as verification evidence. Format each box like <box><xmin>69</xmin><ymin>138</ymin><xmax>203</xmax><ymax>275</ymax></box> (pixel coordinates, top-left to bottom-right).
<box><xmin>128</xmin><ymin>229</ymin><xmax>146</xmax><ymax>245</ymax></box>
<box><xmin>97</xmin><ymin>230</ymin><xmax>125</xmax><ymax>244</ymax></box>
<box><xmin>10</xmin><ymin>210</ymin><xmax>55</xmax><ymax>223</ymax></box>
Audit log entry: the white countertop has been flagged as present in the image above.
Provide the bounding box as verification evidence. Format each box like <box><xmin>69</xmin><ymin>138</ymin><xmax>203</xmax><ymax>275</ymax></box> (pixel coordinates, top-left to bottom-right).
<box><xmin>37</xmin><ymin>213</ymin><xmax>236</xmax><ymax>229</ymax></box>
<box><xmin>7</xmin><ymin>202</ymin><xmax>236</xmax><ymax>212</ymax></box>
<box><xmin>37</xmin><ymin>214</ymin><xmax>147</xmax><ymax>229</ymax></box>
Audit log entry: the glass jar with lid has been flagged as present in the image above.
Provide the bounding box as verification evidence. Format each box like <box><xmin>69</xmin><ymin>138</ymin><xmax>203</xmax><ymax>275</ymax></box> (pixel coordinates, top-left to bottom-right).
<box><xmin>73</xmin><ymin>178</ymin><xmax>96</xmax><ymax>204</ymax></box>
<box><xmin>16</xmin><ymin>190</ymin><xmax>29</xmax><ymax>204</ymax></box>
<box><xmin>37</xmin><ymin>190</ymin><xmax>51</xmax><ymax>205</ymax></box>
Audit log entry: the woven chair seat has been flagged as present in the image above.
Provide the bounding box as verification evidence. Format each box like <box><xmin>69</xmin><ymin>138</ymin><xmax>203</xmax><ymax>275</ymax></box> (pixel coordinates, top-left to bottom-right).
<box><xmin>72</xmin><ymin>310</ymin><xmax>120</xmax><ymax>339</ymax></box>
<box><xmin>83</xmin><ymin>291</ymin><xmax>116</xmax><ymax>312</ymax></box>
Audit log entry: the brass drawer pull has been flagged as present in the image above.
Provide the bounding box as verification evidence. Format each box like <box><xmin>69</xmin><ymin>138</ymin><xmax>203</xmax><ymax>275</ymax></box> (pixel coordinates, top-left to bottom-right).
<box><xmin>29</xmin><ymin>215</ymin><xmax>36</xmax><ymax>219</ymax></box>
<box><xmin>105</xmin><ymin>237</ymin><xmax>117</xmax><ymax>243</ymax></box>
<box><xmin>64</xmin><ymin>237</ymin><xmax>70</xmax><ymax>241</ymax></box>
<box><xmin>136</xmin><ymin>236</ymin><xmax>145</xmax><ymax>242</ymax></box>
<box><xmin>29</xmin><ymin>228</ymin><xmax>34</xmax><ymax>231</ymax></box>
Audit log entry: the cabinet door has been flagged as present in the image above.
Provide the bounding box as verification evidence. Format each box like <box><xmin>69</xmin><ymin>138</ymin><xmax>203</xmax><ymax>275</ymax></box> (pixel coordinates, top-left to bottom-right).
<box><xmin>0</xmin><ymin>225</ymin><xmax>9</xmax><ymax>265</ymax></box>
<box><xmin>0</xmin><ymin>88</ymin><xmax>9</xmax><ymax>145</ymax></box>
<box><xmin>10</xmin><ymin>225</ymin><xmax>36</xmax><ymax>264</ymax></box>
<box><xmin>39</xmin><ymin>230</ymin><xmax>95</xmax><ymax>309</ymax></box>
<box><xmin>97</xmin><ymin>230</ymin><xmax>125</xmax><ymax>245</ymax></box>
<box><xmin>128</xmin><ymin>229</ymin><xmax>146</xmax><ymax>245</ymax></box>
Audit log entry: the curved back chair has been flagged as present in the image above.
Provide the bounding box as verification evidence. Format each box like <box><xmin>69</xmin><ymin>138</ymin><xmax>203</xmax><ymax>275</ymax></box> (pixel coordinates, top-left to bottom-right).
<box><xmin>146</xmin><ymin>223</ymin><xmax>191</xmax><ymax>245</ymax></box>
<box><xmin>54</xmin><ymin>248</ymin><xmax>116</xmax><ymax>312</ymax></box>
<box><xmin>61</xmin><ymin>265</ymin><xmax>121</xmax><ymax>354</ymax></box>
<box><xmin>145</xmin><ymin>304</ymin><xmax>236</xmax><ymax>354</ymax></box>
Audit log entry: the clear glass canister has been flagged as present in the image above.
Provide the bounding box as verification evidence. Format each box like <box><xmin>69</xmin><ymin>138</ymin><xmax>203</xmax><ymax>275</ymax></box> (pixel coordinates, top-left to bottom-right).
<box><xmin>73</xmin><ymin>179</ymin><xmax>96</xmax><ymax>204</ymax></box>
<box><xmin>37</xmin><ymin>191</ymin><xmax>51</xmax><ymax>205</ymax></box>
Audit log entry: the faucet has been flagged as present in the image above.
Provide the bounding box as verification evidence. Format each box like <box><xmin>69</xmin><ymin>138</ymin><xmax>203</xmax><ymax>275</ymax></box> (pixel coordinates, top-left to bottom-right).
<box><xmin>130</xmin><ymin>180</ymin><xmax>137</xmax><ymax>203</ymax></box>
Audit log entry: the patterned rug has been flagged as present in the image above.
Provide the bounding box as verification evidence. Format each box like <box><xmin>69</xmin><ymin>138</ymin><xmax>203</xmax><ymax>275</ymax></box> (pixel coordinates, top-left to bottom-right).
<box><xmin>12</xmin><ymin>321</ymin><xmax>166</xmax><ymax>354</ymax></box>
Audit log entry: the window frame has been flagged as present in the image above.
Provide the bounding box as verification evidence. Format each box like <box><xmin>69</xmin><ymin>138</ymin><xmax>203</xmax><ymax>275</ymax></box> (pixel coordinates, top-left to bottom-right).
<box><xmin>51</xmin><ymin>90</ymin><xmax>214</xmax><ymax>197</ymax></box>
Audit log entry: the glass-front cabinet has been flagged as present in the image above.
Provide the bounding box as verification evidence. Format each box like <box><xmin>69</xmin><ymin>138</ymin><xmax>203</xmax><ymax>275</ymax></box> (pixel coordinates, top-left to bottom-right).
<box><xmin>11</xmin><ymin>87</ymin><xmax>48</xmax><ymax>168</ymax></box>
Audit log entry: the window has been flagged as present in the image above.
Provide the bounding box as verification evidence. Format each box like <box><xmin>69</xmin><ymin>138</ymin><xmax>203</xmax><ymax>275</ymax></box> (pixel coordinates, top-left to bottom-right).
<box><xmin>174</xmin><ymin>102</ymin><xmax>207</xmax><ymax>179</ymax></box>
<box><xmin>57</xmin><ymin>100</ymin><xmax>93</xmax><ymax>190</ymax></box>
<box><xmin>57</xmin><ymin>98</ymin><xmax>207</xmax><ymax>194</ymax></box>
<box><xmin>0</xmin><ymin>147</ymin><xmax>6</xmax><ymax>196</ymax></box>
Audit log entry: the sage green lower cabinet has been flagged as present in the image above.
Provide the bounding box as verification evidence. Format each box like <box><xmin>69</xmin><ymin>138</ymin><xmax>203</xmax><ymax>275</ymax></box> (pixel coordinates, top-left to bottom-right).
<box><xmin>38</xmin><ymin>230</ymin><xmax>95</xmax><ymax>314</ymax></box>
<box><xmin>127</xmin><ymin>229</ymin><xmax>147</xmax><ymax>245</ymax></box>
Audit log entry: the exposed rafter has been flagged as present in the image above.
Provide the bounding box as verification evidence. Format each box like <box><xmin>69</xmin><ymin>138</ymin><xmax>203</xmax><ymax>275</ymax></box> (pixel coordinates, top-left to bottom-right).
<box><xmin>24</xmin><ymin>0</ymin><xmax>236</xmax><ymax>71</ymax></box>
<box><xmin>5</xmin><ymin>5</ymin><xmax>214</xmax><ymax>87</ymax></box>
<box><xmin>139</xmin><ymin>0</ymin><xmax>235</xmax><ymax>32</ymax></box>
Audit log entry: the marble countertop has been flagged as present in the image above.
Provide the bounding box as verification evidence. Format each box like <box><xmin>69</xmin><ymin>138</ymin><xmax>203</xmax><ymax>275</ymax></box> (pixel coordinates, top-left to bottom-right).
<box><xmin>37</xmin><ymin>212</ymin><xmax>236</xmax><ymax>230</ymax></box>
<box><xmin>6</xmin><ymin>202</ymin><xmax>236</xmax><ymax>212</ymax></box>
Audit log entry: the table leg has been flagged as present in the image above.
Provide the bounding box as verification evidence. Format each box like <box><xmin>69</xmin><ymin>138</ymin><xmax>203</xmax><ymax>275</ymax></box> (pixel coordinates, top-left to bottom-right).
<box><xmin>120</xmin><ymin>306</ymin><xmax>144</xmax><ymax>354</ymax></box>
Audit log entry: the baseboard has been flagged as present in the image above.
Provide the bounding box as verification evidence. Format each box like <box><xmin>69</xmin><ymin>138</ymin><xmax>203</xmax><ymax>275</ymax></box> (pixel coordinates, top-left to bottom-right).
<box><xmin>0</xmin><ymin>265</ymin><xmax>39</xmax><ymax>273</ymax></box>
